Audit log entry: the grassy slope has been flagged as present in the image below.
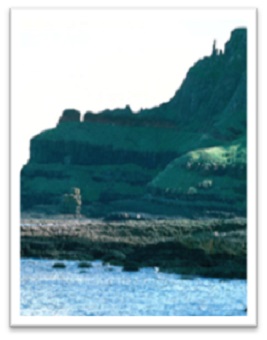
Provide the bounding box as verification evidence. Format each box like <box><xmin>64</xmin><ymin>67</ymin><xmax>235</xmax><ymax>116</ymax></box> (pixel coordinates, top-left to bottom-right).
<box><xmin>148</xmin><ymin>138</ymin><xmax>246</xmax><ymax>213</ymax></box>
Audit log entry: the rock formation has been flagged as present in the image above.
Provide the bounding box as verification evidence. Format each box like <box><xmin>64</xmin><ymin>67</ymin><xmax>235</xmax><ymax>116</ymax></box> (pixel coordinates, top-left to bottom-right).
<box><xmin>58</xmin><ymin>109</ymin><xmax>81</xmax><ymax>124</ymax></box>
<box><xmin>21</xmin><ymin>28</ymin><xmax>247</xmax><ymax>218</ymax></box>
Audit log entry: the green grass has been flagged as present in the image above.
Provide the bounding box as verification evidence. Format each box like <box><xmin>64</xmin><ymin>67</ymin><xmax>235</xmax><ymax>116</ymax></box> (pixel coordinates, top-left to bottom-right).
<box><xmin>188</xmin><ymin>138</ymin><xmax>246</xmax><ymax>165</ymax></box>
<box><xmin>148</xmin><ymin>138</ymin><xmax>246</xmax><ymax>212</ymax></box>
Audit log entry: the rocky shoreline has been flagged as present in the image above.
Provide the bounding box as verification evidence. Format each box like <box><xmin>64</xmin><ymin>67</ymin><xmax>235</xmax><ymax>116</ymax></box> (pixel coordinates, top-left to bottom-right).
<box><xmin>20</xmin><ymin>215</ymin><xmax>247</xmax><ymax>279</ymax></box>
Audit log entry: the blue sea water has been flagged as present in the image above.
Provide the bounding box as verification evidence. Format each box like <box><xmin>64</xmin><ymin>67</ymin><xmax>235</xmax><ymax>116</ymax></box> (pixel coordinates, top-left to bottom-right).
<box><xmin>20</xmin><ymin>258</ymin><xmax>247</xmax><ymax>316</ymax></box>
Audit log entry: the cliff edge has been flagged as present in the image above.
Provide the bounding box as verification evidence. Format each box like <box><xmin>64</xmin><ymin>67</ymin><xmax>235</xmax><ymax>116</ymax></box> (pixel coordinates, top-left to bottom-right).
<box><xmin>21</xmin><ymin>28</ymin><xmax>247</xmax><ymax>218</ymax></box>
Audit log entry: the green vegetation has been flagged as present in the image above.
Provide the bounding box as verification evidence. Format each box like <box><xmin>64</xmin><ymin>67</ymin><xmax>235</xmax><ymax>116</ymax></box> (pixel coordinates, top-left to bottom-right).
<box><xmin>148</xmin><ymin>138</ymin><xmax>246</xmax><ymax>214</ymax></box>
<box><xmin>21</xmin><ymin>28</ymin><xmax>247</xmax><ymax>218</ymax></box>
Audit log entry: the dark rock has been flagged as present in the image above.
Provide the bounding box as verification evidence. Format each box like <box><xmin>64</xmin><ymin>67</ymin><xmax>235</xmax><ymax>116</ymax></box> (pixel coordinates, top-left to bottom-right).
<box><xmin>102</xmin><ymin>250</ymin><xmax>126</xmax><ymax>264</ymax></box>
<box><xmin>104</xmin><ymin>211</ymin><xmax>145</xmax><ymax>221</ymax></box>
<box><xmin>58</xmin><ymin>109</ymin><xmax>81</xmax><ymax>123</ymax></box>
<box><xmin>123</xmin><ymin>261</ymin><xmax>140</xmax><ymax>272</ymax></box>
<box><xmin>91</xmin><ymin>248</ymin><xmax>105</xmax><ymax>259</ymax></box>
<box><xmin>52</xmin><ymin>262</ymin><xmax>66</xmax><ymax>269</ymax></box>
<box><xmin>78</xmin><ymin>261</ymin><xmax>92</xmax><ymax>268</ymax></box>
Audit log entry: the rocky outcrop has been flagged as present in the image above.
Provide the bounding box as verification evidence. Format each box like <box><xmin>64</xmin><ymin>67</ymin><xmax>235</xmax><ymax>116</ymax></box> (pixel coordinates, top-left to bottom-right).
<box><xmin>21</xmin><ymin>28</ymin><xmax>247</xmax><ymax>217</ymax></box>
<box><xmin>58</xmin><ymin>109</ymin><xmax>81</xmax><ymax>124</ymax></box>
<box><xmin>60</xmin><ymin>187</ymin><xmax>82</xmax><ymax>215</ymax></box>
<box><xmin>20</xmin><ymin>217</ymin><xmax>247</xmax><ymax>279</ymax></box>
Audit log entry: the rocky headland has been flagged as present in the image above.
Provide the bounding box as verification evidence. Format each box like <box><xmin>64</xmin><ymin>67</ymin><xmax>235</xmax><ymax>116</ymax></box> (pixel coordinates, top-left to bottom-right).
<box><xmin>21</xmin><ymin>28</ymin><xmax>247</xmax><ymax>218</ymax></box>
<box><xmin>20</xmin><ymin>28</ymin><xmax>247</xmax><ymax>278</ymax></box>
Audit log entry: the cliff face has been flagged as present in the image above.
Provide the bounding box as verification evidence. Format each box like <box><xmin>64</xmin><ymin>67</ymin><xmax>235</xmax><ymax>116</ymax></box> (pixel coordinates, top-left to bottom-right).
<box><xmin>21</xmin><ymin>28</ymin><xmax>247</xmax><ymax>217</ymax></box>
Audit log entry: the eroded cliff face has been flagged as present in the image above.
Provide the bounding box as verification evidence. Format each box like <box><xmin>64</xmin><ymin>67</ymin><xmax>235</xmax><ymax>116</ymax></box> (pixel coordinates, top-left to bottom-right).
<box><xmin>21</xmin><ymin>28</ymin><xmax>247</xmax><ymax>217</ymax></box>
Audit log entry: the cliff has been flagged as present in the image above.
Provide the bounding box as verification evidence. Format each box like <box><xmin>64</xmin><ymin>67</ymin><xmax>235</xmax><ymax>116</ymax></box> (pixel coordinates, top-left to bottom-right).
<box><xmin>21</xmin><ymin>28</ymin><xmax>247</xmax><ymax>217</ymax></box>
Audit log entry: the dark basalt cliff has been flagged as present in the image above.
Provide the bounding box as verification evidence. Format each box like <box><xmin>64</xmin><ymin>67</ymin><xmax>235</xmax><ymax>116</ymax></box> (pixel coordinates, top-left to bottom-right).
<box><xmin>21</xmin><ymin>28</ymin><xmax>247</xmax><ymax>217</ymax></box>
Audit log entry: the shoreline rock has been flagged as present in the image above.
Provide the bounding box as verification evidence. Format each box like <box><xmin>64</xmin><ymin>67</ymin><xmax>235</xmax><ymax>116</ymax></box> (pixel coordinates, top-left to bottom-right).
<box><xmin>20</xmin><ymin>216</ymin><xmax>246</xmax><ymax>279</ymax></box>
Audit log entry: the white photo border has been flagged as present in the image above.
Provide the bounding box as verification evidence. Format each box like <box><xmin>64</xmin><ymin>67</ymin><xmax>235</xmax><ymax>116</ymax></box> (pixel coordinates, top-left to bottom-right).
<box><xmin>10</xmin><ymin>7</ymin><xmax>257</xmax><ymax>327</ymax></box>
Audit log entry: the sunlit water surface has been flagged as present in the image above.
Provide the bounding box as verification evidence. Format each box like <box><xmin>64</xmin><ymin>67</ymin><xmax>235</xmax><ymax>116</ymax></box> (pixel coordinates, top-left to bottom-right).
<box><xmin>21</xmin><ymin>258</ymin><xmax>246</xmax><ymax>316</ymax></box>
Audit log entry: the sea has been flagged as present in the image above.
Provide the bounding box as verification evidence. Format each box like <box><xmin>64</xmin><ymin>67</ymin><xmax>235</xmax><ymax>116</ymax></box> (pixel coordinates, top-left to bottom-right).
<box><xmin>20</xmin><ymin>258</ymin><xmax>247</xmax><ymax>316</ymax></box>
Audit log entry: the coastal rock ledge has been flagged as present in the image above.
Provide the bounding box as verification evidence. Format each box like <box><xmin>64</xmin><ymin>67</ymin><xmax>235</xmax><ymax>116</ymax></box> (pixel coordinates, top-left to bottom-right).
<box><xmin>21</xmin><ymin>216</ymin><xmax>247</xmax><ymax>279</ymax></box>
